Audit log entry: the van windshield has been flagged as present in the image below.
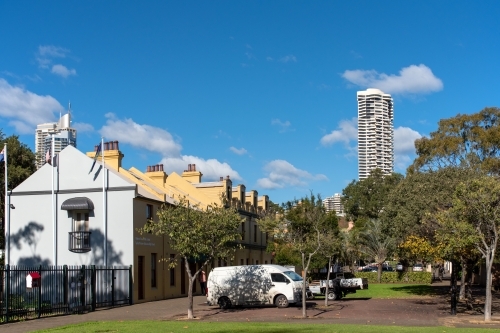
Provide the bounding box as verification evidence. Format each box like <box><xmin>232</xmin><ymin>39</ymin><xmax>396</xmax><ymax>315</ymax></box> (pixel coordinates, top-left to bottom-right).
<box><xmin>283</xmin><ymin>271</ymin><xmax>303</xmax><ymax>281</ymax></box>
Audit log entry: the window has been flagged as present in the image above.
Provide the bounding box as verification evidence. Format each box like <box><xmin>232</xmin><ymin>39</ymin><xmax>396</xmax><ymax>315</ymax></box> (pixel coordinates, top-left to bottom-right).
<box><xmin>218</xmin><ymin>258</ymin><xmax>221</xmax><ymax>267</ymax></box>
<box><xmin>151</xmin><ymin>253</ymin><xmax>157</xmax><ymax>288</ymax></box>
<box><xmin>253</xmin><ymin>225</ymin><xmax>257</xmax><ymax>242</ymax></box>
<box><xmin>256</xmin><ymin>260</ymin><xmax>259</xmax><ymax>265</ymax></box>
<box><xmin>241</xmin><ymin>221</ymin><xmax>245</xmax><ymax>240</ymax></box>
<box><xmin>265</xmin><ymin>261</ymin><xmax>268</xmax><ymax>264</ymax></box>
<box><xmin>271</xmin><ymin>273</ymin><xmax>288</xmax><ymax>283</ymax></box>
<box><xmin>240</xmin><ymin>259</ymin><xmax>244</xmax><ymax>265</ymax></box>
<box><xmin>246</xmin><ymin>258</ymin><xmax>249</xmax><ymax>265</ymax></box>
<box><xmin>73</xmin><ymin>211</ymin><xmax>89</xmax><ymax>232</ymax></box>
<box><xmin>169</xmin><ymin>254</ymin><xmax>175</xmax><ymax>286</ymax></box>
<box><xmin>146</xmin><ymin>204</ymin><xmax>153</xmax><ymax>219</ymax></box>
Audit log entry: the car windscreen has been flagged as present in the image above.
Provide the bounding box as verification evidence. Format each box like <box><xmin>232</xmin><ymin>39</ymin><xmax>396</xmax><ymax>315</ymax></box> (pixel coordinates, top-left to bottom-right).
<box><xmin>283</xmin><ymin>271</ymin><xmax>302</xmax><ymax>281</ymax></box>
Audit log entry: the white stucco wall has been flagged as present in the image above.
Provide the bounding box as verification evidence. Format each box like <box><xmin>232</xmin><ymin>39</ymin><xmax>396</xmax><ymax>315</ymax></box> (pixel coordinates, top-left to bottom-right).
<box><xmin>8</xmin><ymin>146</ymin><xmax>136</xmax><ymax>267</ymax></box>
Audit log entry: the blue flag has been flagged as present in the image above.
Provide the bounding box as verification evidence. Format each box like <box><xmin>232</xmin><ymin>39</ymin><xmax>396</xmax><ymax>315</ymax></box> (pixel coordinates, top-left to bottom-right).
<box><xmin>0</xmin><ymin>147</ymin><xmax>4</xmax><ymax>163</ymax></box>
<box><xmin>89</xmin><ymin>143</ymin><xmax>102</xmax><ymax>174</ymax></box>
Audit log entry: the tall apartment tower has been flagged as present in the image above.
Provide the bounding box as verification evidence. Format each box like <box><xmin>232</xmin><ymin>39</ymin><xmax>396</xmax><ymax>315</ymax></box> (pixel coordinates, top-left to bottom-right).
<box><xmin>35</xmin><ymin>107</ymin><xmax>77</xmax><ymax>169</ymax></box>
<box><xmin>357</xmin><ymin>88</ymin><xmax>394</xmax><ymax>180</ymax></box>
<box><xmin>322</xmin><ymin>193</ymin><xmax>344</xmax><ymax>216</ymax></box>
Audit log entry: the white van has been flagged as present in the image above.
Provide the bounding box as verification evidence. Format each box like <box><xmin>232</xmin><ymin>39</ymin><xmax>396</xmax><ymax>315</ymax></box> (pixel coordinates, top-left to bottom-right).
<box><xmin>206</xmin><ymin>264</ymin><xmax>305</xmax><ymax>309</ymax></box>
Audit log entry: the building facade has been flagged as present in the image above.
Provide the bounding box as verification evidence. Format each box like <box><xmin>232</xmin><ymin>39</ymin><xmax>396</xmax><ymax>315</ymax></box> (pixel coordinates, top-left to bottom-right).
<box><xmin>9</xmin><ymin>142</ymin><xmax>273</xmax><ymax>303</ymax></box>
<box><xmin>357</xmin><ymin>88</ymin><xmax>394</xmax><ymax>180</ymax></box>
<box><xmin>322</xmin><ymin>193</ymin><xmax>344</xmax><ymax>216</ymax></box>
<box><xmin>35</xmin><ymin>112</ymin><xmax>77</xmax><ymax>169</ymax></box>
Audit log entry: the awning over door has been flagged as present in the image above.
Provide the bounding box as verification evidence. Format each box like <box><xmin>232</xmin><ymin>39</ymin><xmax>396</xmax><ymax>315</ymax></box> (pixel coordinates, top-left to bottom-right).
<box><xmin>61</xmin><ymin>197</ymin><xmax>95</xmax><ymax>210</ymax></box>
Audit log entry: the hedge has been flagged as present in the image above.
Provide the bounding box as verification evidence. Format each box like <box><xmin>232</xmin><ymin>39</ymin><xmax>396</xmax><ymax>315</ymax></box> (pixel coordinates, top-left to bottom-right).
<box><xmin>354</xmin><ymin>271</ymin><xmax>432</xmax><ymax>284</ymax></box>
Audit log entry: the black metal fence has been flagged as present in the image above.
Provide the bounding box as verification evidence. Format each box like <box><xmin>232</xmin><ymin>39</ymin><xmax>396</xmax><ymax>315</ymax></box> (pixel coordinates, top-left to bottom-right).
<box><xmin>0</xmin><ymin>265</ymin><xmax>132</xmax><ymax>324</ymax></box>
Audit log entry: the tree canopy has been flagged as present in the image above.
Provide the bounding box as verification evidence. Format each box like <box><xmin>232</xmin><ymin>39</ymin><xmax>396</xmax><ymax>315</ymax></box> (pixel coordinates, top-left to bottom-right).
<box><xmin>139</xmin><ymin>195</ymin><xmax>243</xmax><ymax>319</ymax></box>
<box><xmin>341</xmin><ymin>169</ymin><xmax>403</xmax><ymax>225</ymax></box>
<box><xmin>409</xmin><ymin>107</ymin><xmax>500</xmax><ymax>174</ymax></box>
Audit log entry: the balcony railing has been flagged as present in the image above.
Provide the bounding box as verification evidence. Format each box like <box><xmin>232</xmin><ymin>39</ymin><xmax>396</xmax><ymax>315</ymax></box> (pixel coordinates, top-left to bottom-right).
<box><xmin>68</xmin><ymin>231</ymin><xmax>92</xmax><ymax>253</ymax></box>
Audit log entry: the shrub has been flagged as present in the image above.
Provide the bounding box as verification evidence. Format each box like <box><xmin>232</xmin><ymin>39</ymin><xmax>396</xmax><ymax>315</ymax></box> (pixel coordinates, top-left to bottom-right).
<box><xmin>354</xmin><ymin>271</ymin><xmax>432</xmax><ymax>284</ymax></box>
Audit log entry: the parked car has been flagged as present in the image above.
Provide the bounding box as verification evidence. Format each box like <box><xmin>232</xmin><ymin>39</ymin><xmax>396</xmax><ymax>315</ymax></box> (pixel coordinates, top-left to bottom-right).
<box><xmin>362</xmin><ymin>266</ymin><xmax>377</xmax><ymax>272</ymax></box>
<box><xmin>396</xmin><ymin>263</ymin><xmax>404</xmax><ymax>271</ymax></box>
<box><xmin>413</xmin><ymin>263</ymin><xmax>423</xmax><ymax>272</ymax></box>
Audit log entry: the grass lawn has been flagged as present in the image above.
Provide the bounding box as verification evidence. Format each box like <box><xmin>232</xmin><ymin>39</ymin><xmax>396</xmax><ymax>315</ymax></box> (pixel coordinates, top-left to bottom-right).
<box><xmin>315</xmin><ymin>284</ymin><xmax>438</xmax><ymax>300</ymax></box>
<box><xmin>35</xmin><ymin>321</ymin><xmax>498</xmax><ymax>333</ymax></box>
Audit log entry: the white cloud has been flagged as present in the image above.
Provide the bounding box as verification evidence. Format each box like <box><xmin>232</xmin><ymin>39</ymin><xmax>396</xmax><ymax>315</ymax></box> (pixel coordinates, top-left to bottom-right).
<box><xmin>394</xmin><ymin>126</ymin><xmax>422</xmax><ymax>171</ymax></box>
<box><xmin>271</xmin><ymin>119</ymin><xmax>292</xmax><ymax>133</ymax></box>
<box><xmin>257</xmin><ymin>160</ymin><xmax>328</xmax><ymax>190</ymax></box>
<box><xmin>36</xmin><ymin>45</ymin><xmax>76</xmax><ymax>78</ymax></box>
<box><xmin>342</xmin><ymin>64</ymin><xmax>443</xmax><ymax>95</ymax></box>
<box><xmin>73</xmin><ymin>122</ymin><xmax>94</xmax><ymax>133</ymax></box>
<box><xmin>266</xmin><ymin>56</ymin><xmax>273</xmax><ymax>61</ymax></box>
<box><xmin>320</xmin><ymin>117</ymin><xmax>357</xmax><ymax>146</ymax></box>
<box><xmin>230</xmin><ymin>147</ymin><xmax>248</xmax><ymax>155</ymax></box>
<box><xmin>51</xmin><ymin>64</ymin><xmax>77</xmax><ymax>78</ymax></box>
<box><xmin>0</xmin><ymin>78</ymin><xmax>63</xmax><ymax>133</ymax></box>
<box><xmin>279</xmin><ymin>55</ymin><xmax>297</xmax><ymax>63</ymax></box>
<box><xmin>99</xmin><ymin>114</ymin><xmax>242</xmax><ymax>182</ymax></box>
<box><xmin>394</xmin><ymin>126</ymin><xmax>421</xmax><ymax>155</ymax></box>
<box><xmin>38</xmin><ymin>45</ymin><xmax>69</xmax><ymax>58</ymax></box>
<box><xmin>100</xmin><ymin>113</ymin><xmax>182</xmax><ymax>157</ymax></box>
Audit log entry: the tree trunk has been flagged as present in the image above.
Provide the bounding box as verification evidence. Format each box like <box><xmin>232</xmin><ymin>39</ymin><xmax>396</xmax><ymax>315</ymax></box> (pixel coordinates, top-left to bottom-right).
<box><xmin>484</xmin><ymin>249</ymin><xmax>493</xmax><ymax>322</ymax></box>
<box><xmin>459</xmin><ymin>257</ymin><xmax>466</xmax><ymax>300</ymax></box>
<box><xmin>325</xmin><ymin>257</ymin><xmax>332</xmax><ymax>307</ymax></box>
<box><xmin>377</xmin><ymin>264</ymin><xmax>382</xmax><ymax>283</ymax></box>
<box><xmin>184</xmin><ymin>259</ymin><xmax>194</xmax><ymax>319</ymax></box>
<box><xmin>301</xmin><ymin>252</ymin><xmax>307</xmax><ymax>318</ymax></box>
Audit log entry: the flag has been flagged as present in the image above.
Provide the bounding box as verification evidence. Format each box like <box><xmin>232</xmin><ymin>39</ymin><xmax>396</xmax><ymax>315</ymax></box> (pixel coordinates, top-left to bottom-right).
<box><xmin>45</xmin><ymin>147</ymin><xmax>51</xmax><ymax>165</ymax></box>
<box><xmin>89</xmin><ymin>143</ymin><xmax>102</xmax><ymax>174</ymax></box>
<box><xmin>0</xmin><ymin>147</ymin><xmax>4</xmax><ymax>163</ymax></box>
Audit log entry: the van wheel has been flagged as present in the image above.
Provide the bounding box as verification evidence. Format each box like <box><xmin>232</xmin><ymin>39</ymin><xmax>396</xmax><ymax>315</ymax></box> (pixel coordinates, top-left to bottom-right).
<box><xmin>275</xmin><ymin>295</ymin><xmax>289</xmax><ymax>308</ymax></box>
<box><xmin>218</xmin><ymin>297</ymin><xmax>232</xmax><ymax>309</ymax></box>
<box><xmin>327</xmin><ymin>291</ymin><xmax>338</xmax><ymax>300</ymax></box>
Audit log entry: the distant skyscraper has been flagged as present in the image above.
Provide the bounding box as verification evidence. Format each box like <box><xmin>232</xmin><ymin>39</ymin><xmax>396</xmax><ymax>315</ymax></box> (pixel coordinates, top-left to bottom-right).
<box><xmin>357</xmin><ymin>88</ymin><xmax>394</xmax><ymax>180</ymax></box>
<box><xmin>323</xmin><ymin>193</ymin><xmax>344</xmax><ymax>216</ymax></box>
<box><xmin>35</xmin><ymin>106</ymin><xmax>77</xmax><ymax>169</ymax></box>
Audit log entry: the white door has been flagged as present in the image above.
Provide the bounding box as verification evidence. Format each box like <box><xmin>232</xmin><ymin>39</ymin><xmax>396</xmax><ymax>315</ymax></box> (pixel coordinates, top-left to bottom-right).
<box><xmin>269</xmin><ymin>273</ymin><xmax>294</xmax><ymax>302</ymax></box>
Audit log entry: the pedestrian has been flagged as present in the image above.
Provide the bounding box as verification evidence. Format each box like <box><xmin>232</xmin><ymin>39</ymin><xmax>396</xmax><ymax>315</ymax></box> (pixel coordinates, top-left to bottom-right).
<box><xmin>199</xmin><ymin>270</ymin><xmax>207</xmax><ymax>296</ymax></box>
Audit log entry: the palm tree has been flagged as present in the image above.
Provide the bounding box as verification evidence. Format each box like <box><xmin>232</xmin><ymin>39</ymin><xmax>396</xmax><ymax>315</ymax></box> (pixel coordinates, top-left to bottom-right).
<box><xmin>358</xmin><ymin>219</ymin><xmax>394</xmax><ymax>283</ymax></box>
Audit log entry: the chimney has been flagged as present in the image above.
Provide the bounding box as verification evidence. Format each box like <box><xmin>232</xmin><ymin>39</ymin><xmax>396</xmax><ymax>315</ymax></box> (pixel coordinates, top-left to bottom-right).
<box><xmin>145</xmin><ymin>164</ymin><xmax>168</xmax><ymax>188</ymax></box>
<box><xmin>86</xmin><ymin>141</ymin><xmax>124</xmax><ymax>170</ymax></box>
<box><xmin>182</xmin><ymin>163</ymin><xmax>203</xmax><ymax>184</ymax></box>
<box><xmin>220</xmin><ymin>177</ymin><xmax>223</xmax><ymax>181</ymax></box>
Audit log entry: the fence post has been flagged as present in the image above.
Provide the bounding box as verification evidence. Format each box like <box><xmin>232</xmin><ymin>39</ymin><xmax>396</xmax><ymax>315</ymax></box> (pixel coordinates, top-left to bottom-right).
<box><xmin>91</xmin><ymin>265</ymin><xmax>96</xmax><ymax>311</ymax></box>
<box><xmin>80</xmin><ymin>265</ymin><xmax>85</xmax><ymax>312</ymax></box>
<box><xmin>5</xmin><ymin>264</ymin><xmax>9</xmax><ymax>323</ymax></box>
<box><xmin>38</xmin><ymin>265</ymin><xmax>42</xmax><ymax>318</ymax></box>
<box><xmin>129</xmin><ymin>265</ymin><xmax>133</xmax><ymax>305</ymax></box>
<box><xmin>111</xmin><ymin>267</ymin><xmax>115</xmax><ymax>306</ymax></box>
<box><xmin>63</xmin><ymin>265</ymin><xmax>68</xmax><ymax>309</ymax></box>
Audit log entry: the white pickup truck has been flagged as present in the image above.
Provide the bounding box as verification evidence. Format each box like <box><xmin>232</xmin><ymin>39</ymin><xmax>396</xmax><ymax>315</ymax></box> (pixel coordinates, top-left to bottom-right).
<box><xmin>309</xmin><ymin>272</ymin><xmax>368</xmax><ymax>300</ymax></box>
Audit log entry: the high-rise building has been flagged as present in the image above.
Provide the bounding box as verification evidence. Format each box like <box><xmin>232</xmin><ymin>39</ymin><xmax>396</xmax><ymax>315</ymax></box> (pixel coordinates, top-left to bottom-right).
<box><xmin>35</xmin><ymin>108</ymin><xmax>77</xmax><ymax>169</ymax></box>
<box><xmin>357</xmin><ymin>88</ymin><xmax>394</xmax><ymax>180</ymax></box>
<box><xmin>322</xmin><ymin>193</ymin><xmax>344</xmax><ymax>216</ymax></box>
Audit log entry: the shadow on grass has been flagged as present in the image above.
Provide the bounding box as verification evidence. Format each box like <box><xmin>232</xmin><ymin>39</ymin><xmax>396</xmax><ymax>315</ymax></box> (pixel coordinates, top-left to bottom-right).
<box><xmin>390</xmin><ymin>285</ymin><xmax>448</xmax><ymax>296</ymax></box>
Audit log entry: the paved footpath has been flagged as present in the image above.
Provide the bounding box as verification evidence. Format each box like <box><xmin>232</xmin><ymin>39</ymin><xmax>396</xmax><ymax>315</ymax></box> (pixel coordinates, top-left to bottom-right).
<box><xmin>3</xmin><ymin>286</ymin><xmax>500</xmax><ymax>332</ymax></box>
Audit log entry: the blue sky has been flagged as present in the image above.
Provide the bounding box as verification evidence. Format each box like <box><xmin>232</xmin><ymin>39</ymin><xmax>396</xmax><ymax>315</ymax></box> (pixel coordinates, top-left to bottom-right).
<box><xmin>1</xmin><ymin>1</ymin><xmax>499</xmax><ymax>204</ymax></box>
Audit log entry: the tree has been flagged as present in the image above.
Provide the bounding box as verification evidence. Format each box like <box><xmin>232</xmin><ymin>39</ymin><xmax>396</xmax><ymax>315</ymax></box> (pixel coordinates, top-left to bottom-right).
<box><xmin>342</xmin><ymin>169</ymin><xmax>403</xmax><ymax>225</ymax></box>
<box><xmin>409</xmin><ymin>107</ymin><xmax>500</xmax><ymax>175</ymax></box>
<box><xmin>139</xmin><ymin>195</ymin><xmax>243</xmax><ymax>319</ymax></box>
<box><xmin>259</xmin><ymin>192</ymin><xmax>329</xmax><ymax>318</ymax></box>
<box><xmin>382</xmin><ymin>167</ymin><xmax>476</xmax><ymax>244</ymax></box>
<box><xmin>0</xmin><ymin>133</ymin><xmax>37</xmax><ymax>265</ymax></box>
<box><xmin>444</xmin><ymin>176</ymin><xmax>500</xmax><ymax>321</ymax></box>
<box><xmin>358</xmin><ymin>219</ymin><xmax>394</xmax><ymax>283</ymax></box>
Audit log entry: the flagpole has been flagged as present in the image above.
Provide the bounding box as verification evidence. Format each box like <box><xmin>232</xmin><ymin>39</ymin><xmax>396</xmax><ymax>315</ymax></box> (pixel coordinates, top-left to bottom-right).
<box><xmin>52</xmin><ymin>133</ymin><xmax>56</xmax><ymax>266</ymax></box>
<box><xmin>4</xmin><ymin>143</ymin><xmax>9</xmax><ymax>266</ymax></box>
<box><xmin>102</xmin><ymin>138</ymin><xmax>107</xmax><ymax>266</ymax></box>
